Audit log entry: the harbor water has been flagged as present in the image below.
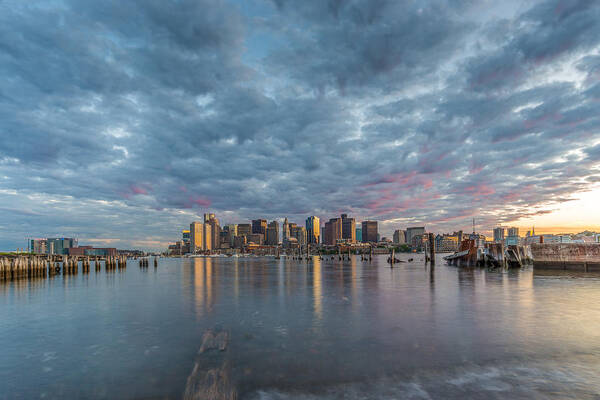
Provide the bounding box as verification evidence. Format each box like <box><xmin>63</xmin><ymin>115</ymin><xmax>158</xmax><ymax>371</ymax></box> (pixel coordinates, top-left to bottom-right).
<box><xmin>2</xmin><ymin>255</ymin><xmax>600</xmax><ymax>399</ymax></box>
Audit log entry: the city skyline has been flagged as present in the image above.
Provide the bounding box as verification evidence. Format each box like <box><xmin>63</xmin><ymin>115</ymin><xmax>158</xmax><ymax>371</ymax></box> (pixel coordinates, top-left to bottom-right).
<box><xmin>1</xmin><ymin>1</ymin><xmax>600</xmax><ymax>251</ymax></box>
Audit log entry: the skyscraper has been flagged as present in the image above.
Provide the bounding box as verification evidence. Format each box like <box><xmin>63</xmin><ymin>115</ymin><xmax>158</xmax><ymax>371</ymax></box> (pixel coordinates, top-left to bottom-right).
<box><xmin>190</xmin><ymin>222</ymin><xmax>204</xmax><ymax>253</ymax></box>
<box><xmin>266</xmin><ymin>220</ymin><xmax>279</xmax><ymax>245</ymax></box>
<box><xmin>252</xmin><ymin>219</ymin><xmax>267</xmax><ymax>240</ymax></box>
<box><xmin>355</xmin><ymin>227</ymin><xmax>362</xmax><ymax>242</ymax></box>
<box><xmin>204</xmin><ymin>213</ymin><xmax>221</xmax><ymax>250</ymax></box>
<box><xmin>290</xmin><ymin>225</ymin><xmax>307</xmax><ymax>246</ymax></box>
<box><xmin>361</xmin><ymin>221</ymin><xmax>378</xmax><ymax>243</ymax></box>
<box><xmin>190</xmin><ymin>221</ymin><xmax>212</xmax><ymax>253</ymax></box>
<box><xmin>324</xmin><ymin>218</ymin><xmax>342</xmax><ymax>245</ymax></box>
<box><xmin>305</xmin><ymin>216</ymin><xmax>320</xmax><ymax>244</ymax></box>
<box><xmin>237</xmin><ymin>223</ymin><xmax>252</xmax><ymax>237</ymax></box>
<box><xmin>341</xmin><ymin>214</ymin><xmax>356</xmax><ymax>242</ymax></box>
<box><xmin>225</xmin><ymin>224</ymin><xmax>238</xmax><ymax>247</ymax></box>
<box><xmin>282</xmin><ymin>217</ymin><xmax>290</xmax><ymax>244</ymax></box>
<box><xmin>406</xmin><ymin>227</ymin><xmax>425</xmax><ymax>246</ymax></box>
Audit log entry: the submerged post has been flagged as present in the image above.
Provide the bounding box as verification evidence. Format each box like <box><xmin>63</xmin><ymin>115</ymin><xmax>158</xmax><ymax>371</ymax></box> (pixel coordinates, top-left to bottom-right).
<box><xmin>428</xmin><ymin>233</ymin><xmax>435</xmax><ymax>266</ymax></box>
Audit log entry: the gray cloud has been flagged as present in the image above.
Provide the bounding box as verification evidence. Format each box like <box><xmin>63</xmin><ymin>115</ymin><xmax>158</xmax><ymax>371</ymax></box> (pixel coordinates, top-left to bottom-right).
<box><xmin>1</xmin><ymin>0</ymin><xmax>599</xmax><ymax>250</ymax></box>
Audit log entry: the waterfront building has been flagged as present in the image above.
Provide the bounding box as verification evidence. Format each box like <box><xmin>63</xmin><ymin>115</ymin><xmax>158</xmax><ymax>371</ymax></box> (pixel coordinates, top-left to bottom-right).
<box><xmin>204</xmin><ymin>213</ymin><xmax>221</xmax><ymax>250</ymax></box>
<box><xmin>69</xmin><ymin>247</ymin><xmax>117</xmax><ymax>257</ymax></box>
<box><xmin>355</xmin><ymin>228</ymin><xmax>362</xmax><ymax>242</ymax></box>
<box><xmin>30</xmin><ymin>238</ymin><xmax>48</xmax><ymax>254</ymax></box>
<box><xmin>506</xmin><ymin>227</ymin><xmax>519</xmax><ymax>245</ymax></box>
<box><xmin>411</xmin><ymin>234</ymin><xmax>426</xmax><ymax>251</ymax></box>
<box><xmin>306</xmin><ymin>216</ymin><xmax>320</xmax><ymax>245</ymax></box>
<box><xmin>233</xmin><ymin>235</ymin><xmax>247</xmax><ymax>249</ymax></box>
<box><xmin>406</xmin><ymin>227</ymin><xmax>425</xmax><ymax>246</ymax></box>
<box><xmin>182</xmin><ymin>230</ymin><xmax>190</xmax><ymax>245</ymax></box>
<box><xmin>493</xmin><ymin>227</ymin><xmax>505</xmax><ymax>243</ymax></box>
<box><xmin>237</xmin><ymin>223</ymin><xmax>252</xmax><ymax>237</ymax></box>
<box><xmin>252</xmin><ymin>219</ymin><xmax>267</xmax><ymax>237</ymax></box>
<box><xmin>224</xmin><ymin>224</ymin><xmax>237</xmax><ymax>247</ymax></box>
<box><xmin>324</xmin><ymin>218</ymin><xmax>342</xmax><ymax>245</ymax></box>
<box><xmin>46</xmin><ymin>238</ymin><xmax>78</xmax><ymax>255</ymax></box>
<box><xmin>190</xmin><ymin>222</ymin><xmax>204</xmax><ymax>253</ymax></box>
<box><xmin>341</xmin><ymin>214</ymin><xmax>356</xmax><ymax>243</ymax></box>
<box><xmin>282</xmin><ymin>217</ymin><xmax>290</xmax><ymax>244</ymax></box>
<box><xmin>247</xmin><ymin>233</ymin><xmax>263</xmax><ymax>245</ymax></box>
<box><xmin>435</xmin><ymin>234</ymin><xmax>459</xmax><ymax>252</ymax></box>
<box><xmin>290</xmin><ymin>225</ymin><xmax>307</xmax><ymax>247</ymax></box>
<box><xmin>168</xmin><ymin>241</ymin><xmax>185</xmax><ymax>256</ymax></box>
<box><xmin>190</xmin><ymin>222</ymin><xmax>212</xmax><ymax>253</ymax></box>
<box><xmin>361</xmin><ymin>221</ymin><xmax>378</xmax><ymax>243</ymax></box>
<box><xmin>219</xmin><ymin>230</ymin><xmax>230</xmax><ymax>248</ymax></box>
<box><xmin>266</xmin><ymin>220</ymin><xmax>279</xmax><ymax>245</ymax></box>
<box><xmin>393</xmin><ymin>230</ymin><xmax>406</xmax><ymax>244</ymax></box>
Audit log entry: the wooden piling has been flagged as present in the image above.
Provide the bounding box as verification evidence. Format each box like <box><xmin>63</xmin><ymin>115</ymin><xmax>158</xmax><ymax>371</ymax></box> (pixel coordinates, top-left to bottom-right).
<box><xmin>428</xmin><ymin>233</ymin><xmax>435</xmax><ymax>266</ymax></box>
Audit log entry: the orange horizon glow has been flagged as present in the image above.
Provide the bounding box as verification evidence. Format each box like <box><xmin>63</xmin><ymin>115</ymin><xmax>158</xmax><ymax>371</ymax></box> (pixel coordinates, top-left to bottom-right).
<box><xmin>508</xmin><ymin>185</ymin><xmax>600</xmax><ymax>235</ymax></box>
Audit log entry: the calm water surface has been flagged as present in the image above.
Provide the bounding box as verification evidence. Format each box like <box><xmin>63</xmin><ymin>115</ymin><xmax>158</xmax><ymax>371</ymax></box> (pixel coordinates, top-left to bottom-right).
<box><xmin>2</xmin><ymin>255</ymin><xmax>600</xmax><ymax>399</ymax></box>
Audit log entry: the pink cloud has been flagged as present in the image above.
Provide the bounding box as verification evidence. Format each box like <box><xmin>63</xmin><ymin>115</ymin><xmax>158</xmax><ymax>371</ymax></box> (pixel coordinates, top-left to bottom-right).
<box><xmin>131</xmin><ymin>185</ymin><xmax>148</xmax><ymax>195</ymax></box>
<box><xmin>464</xmin><ymin>184</ymin><xmax>495</xmax><ymax>198</ymax></box>
<box><xmin>183</xmin><ymin>195</ymin><xmax>211</xmax><ymax>208</ymax></box>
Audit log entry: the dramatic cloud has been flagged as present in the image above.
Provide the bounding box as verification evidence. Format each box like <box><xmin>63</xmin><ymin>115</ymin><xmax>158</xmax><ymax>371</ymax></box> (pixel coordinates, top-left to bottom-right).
<box><xmin>1</xmin><ymin>0</ymin><xmax>599</xmax><ymax>249</ymax></box>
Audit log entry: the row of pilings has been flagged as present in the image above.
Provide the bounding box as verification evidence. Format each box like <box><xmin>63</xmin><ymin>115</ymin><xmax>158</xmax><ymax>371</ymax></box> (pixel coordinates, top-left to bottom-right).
<box><xmin>0</xmin><ymin>254</ymin><xmax>146</xmax><ymax>281</ymax></box>
<box><xmin>138</xmin><ymin>257</ymin><xmax>158</xmax><ymax>268</ymax></box>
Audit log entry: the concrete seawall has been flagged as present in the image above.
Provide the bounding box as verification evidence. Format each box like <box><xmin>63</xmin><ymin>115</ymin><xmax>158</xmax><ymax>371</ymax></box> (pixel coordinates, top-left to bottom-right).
<box><xmin>531</xmin><ymin>243</ymin><xmax>600</xmax><ymax>271</ymax></box>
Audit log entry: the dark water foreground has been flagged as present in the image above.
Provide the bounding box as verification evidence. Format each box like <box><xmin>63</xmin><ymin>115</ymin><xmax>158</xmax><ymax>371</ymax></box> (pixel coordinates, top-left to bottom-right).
<box><xmin>2</xmin><ymin>255</ymin><xmax>600</xmax><ymax>399</ymax></box>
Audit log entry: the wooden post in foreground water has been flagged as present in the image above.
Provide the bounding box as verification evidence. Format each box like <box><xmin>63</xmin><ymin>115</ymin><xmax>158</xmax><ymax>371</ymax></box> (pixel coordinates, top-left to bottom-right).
<box><xmin>428</xmin><ymin>233</ymin><xmax>435</xmax><ymax>266</ymax></box>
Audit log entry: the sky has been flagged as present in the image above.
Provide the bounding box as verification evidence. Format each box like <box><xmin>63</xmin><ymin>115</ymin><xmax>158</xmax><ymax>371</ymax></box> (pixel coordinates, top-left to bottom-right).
<box><xmin>1</xmin><ymin>0</ymin><xmax>600</xmax><ymax>251</ymax></box>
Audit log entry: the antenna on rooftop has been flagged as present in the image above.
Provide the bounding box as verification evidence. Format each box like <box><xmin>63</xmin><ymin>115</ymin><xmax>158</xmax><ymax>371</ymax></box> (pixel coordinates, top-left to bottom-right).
<box><xmin>472</xmin><ymin>218</ymin><xmax>475</xmax><ymax>234</ymax></box>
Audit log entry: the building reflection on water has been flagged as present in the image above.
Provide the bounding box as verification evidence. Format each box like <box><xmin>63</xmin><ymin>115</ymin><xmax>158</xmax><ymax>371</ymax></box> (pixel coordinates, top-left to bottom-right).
<box><xmin>312</xmin><ymin>256</ymin><xmax>322</xmax><ymax>320</ymax></box>
<box><xmin>186</xmin><ymin>257</ymin><xmax>215</xmax><ymax>318</ymax></box>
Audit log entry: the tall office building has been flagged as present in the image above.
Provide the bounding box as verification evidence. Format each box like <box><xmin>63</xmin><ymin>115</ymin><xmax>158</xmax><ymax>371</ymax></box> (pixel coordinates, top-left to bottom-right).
<box><xmin>406</xmin><ymin>227</ymin><xmax>425</xmax><ymax>246</ymax></box>
<box><xmin>393</xmin><ymin>229</ymin><xmax>406</xmax><ymax>244</ymax></box>
<box><xmin>237</xmin><ymin>223</ymin><xmax>252</xmax><ymax>237</ymax></box>
<box><xmin>190</xmin><ymin>221</ymin><xmax>212</xmax><ymax>253</ymax></box>
<box><xmin>324</xmin><ymin>218</ymin><xmax>342</xmax><ymax>245</ymax></box>
<box><xmin>290</xmin><ymin>225</ymin><xmax>307</xmax><ymax>246</ymax></box>
<box><xmin>190</xmin><ymin>222</ymin><xmax>204</xmax><ymax>253</ymax></box>
<box><xmin>266</xmin><ymin>220</ymin><xmax>279</xmax><ymax>245</ymax></box>
<box><xmin>305</xmin><ymin>216</ymin><xmax>320</xmax><ymax>245</ymax></box>
<box><xmin>493</xmin><ymin>227</ymin><xmax>505</xmax><ymax>243</ymax></box>
<box><xmin>341</xmin><ymin>214</ymin><xmax>356</xmax><ymax>242</ymax></box>
<box><xmin>225</xmin><ymin>224</ymin><xmax>237</xmax><ymax>247</ymax></box>
<box><xmin>252</xmin><ymin>219</ymin><xmax>267</xmax><ymax>242</ymax></box>
<box><xmin>355</xmin><ymin>228</ymin><xmax>362</xmax><ymax>242</ymax></box>
<box><xmin>204</xmin><ymin>213</ymin><xmax>221</xmax><ymax>250</ymax></box>
<box><xmin>282</xmin><ymin>218</ymin><xmax>290</xmax><ymax>244</ymax></box>
<box><xmin>361</xmin><ymin>221</ymin><xmax>378</xmax><ymax>243</ymax></box>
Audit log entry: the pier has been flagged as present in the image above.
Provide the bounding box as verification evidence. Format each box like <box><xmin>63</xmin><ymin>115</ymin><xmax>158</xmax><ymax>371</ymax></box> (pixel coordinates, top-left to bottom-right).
<box><xmin>0</xmin><ymin>254</ymin><xmax>154</xmax><ymax>281</ymax></box>
<box><xmin>531</xmin><ymin>243</ymin><xmax>600</xmax><ymax>271</ymax></box>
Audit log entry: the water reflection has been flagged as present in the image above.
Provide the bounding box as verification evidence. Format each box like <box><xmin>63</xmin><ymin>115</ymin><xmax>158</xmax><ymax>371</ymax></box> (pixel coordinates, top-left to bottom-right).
<box><xmin>2</xmin><ymin>255</ymin><xmax>600</xmax><ymax>399</ymax></box>
<box><xmin>312</xmin><ymin>256</ymin><xmax>322</xmax><ymax>321</ymax></box>
<box><xmin>190</xmin><ymin>257</ymin><xmax>214</xmax><ymax>318</ymax></box>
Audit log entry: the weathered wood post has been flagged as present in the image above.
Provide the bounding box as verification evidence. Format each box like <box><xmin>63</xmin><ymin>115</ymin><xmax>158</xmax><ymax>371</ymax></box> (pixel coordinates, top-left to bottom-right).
<box><xmin>428</xmin><ymin>233</ymin><xmax>435</xmax><ymax>266</ymax></box>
